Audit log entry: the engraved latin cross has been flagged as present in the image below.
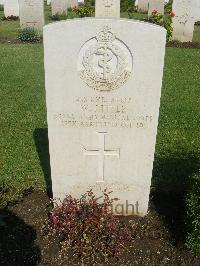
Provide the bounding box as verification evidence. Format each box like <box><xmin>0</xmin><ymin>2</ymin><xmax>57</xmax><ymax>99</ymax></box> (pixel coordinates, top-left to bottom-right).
<box><xmin>84</xmin><ymin>132</ymin><xmax>120</xmax><ymax>182</ymax></box>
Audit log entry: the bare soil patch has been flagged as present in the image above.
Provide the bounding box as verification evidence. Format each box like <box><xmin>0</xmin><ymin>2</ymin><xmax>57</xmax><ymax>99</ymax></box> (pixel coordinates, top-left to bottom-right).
<box><xmin>0</xmin><ymin>190</ymin><xmax>200</xmax><ymax>265</ymax></box>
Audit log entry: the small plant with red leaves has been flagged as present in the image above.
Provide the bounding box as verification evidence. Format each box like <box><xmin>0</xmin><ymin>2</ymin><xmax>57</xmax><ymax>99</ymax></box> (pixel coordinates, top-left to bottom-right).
<box><xmin>149</xmin><ymin>9</ymin><xmax>175</xmax><ymax>41</ymax></box>
<box><xmin>168</xmin><ymin>10</ymin><xmax>175</xmax><ymax>18</ymax></box>
<box><xmin>49</xmin><ymin>190</ymin><xmax>131</xmax><ymax>263</ymax></box>
<box><xmin>149</xmin><ymin>10</ymin><xmax>164</xmax><ymax>25</ymax></box>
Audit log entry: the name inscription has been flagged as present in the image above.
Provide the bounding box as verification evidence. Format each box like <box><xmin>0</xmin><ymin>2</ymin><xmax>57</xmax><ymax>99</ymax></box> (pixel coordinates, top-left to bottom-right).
<box><xmin>53</xmin><ymin>96</ymin><xmax>153</xmax><ymax>129</ymax></box>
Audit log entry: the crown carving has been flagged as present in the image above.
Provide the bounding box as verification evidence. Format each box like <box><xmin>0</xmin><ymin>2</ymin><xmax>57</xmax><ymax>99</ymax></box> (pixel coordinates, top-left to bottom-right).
<box><xmin>96</xmin><ymin>26</ymin><xmax>115</xmax><ymax>43</ymax></box>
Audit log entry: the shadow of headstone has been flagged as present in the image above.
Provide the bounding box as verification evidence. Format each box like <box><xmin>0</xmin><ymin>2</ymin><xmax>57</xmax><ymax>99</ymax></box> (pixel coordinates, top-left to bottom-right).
<box><xmin>0</xmin><ymin>210</ymin><xmax>40</xmax><ymax>266</ymax></box>
<box><xmin>151</xmin><ymin>152</ymin><xmax>200</xmax><ymax>244</ymax></box>
<box><xmin>33</xmin><ymin>128</ymin><xmax>52</xmax><ymax>198</ymax></box>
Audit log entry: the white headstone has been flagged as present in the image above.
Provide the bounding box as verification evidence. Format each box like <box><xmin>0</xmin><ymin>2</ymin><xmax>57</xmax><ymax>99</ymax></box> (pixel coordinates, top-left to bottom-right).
<box><xmin>19</xmin><ymin>0</ymin><xmax>44</xmax><ymax>32</ymax></box>
<box><xmin>51</xmin><ymin>0</ymin><xmax>68</xmax><ymax>16</ymax></box>
<box><xmin>68</xmin><ymin>0</ymin><xmax>78</xmax><ymax>8</ymax></box>
<box><xmin>44</xmin><ymin>19</ymin><xmax>166</xmax><ymax>216</ymax></box>
<box><xmin>0</xmin><ymin>0</ymin><xmax>4</xmax><ymax>6</ymax></box>
<box><xmin>47</xmin><ymin>0</ymin><xmax>51</xmax><ymax>5</ymax></box>
<box><xmin>138</xmin><ymin>0</ymin><xmax>149</xmax><ymax>13</ymax></box>
<box><xmin>4</xmin><ymin>0</ymin><xmax>19</xmax><ymax>17</ymax></box>
<box><xmin>148</xmin><ymin>0</ymin><xmax>165</xmax><ymax>17</ymax></box>
<box><xmin>172</xmin><ymin>0</ymin><xmax>197</xmax><ymax>42</ymax></box>
<box><xmin>194</xmin><ymin>0</ymin><xmax>200</xmax><ymax>21</ymax></box>
<box><xmin>95</xmin><ymin>0</ymin><xmax>120</xmax><ymax>18</ymax></box>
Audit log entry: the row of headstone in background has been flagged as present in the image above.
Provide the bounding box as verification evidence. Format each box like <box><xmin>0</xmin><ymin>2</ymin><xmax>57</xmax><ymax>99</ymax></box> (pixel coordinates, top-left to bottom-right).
<box><xmin>137</xmin><ymin>0</ymin><xmax>200</xmax><ymax>42</ymax></box>
<box><xmin>3</xmin><ymin>1</ymin><xmax>200</xmax><ymax>45</ymax></box>
<box><xmin>2</xmin><ymin>0</ymin><xmax>79</xmax><ymax>31</ymax></box>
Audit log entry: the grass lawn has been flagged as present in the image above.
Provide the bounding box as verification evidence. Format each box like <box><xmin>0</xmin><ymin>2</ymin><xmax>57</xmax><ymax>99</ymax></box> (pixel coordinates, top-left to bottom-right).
<box><xmin>0</xmin><ymin>44</ymin><xmax>46</xmax><ymax>205</ymax></box>
<box><xmin>0</xmin><ymin>10</ymin><xmax>20</xmax><ymax>39</ymax></box>
<box><xmin>0</xmin><ymin>43</ymin><xmax>200</xmax><ymax>206</ymax></box>
<box><xmin>193</xmin><ymin>25</ymin><xmax>200</xmax><ymax>43</ymax></box>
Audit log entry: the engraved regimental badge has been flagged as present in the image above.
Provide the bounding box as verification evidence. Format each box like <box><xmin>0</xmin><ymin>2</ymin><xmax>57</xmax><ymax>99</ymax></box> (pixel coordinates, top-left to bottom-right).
<box><xmin>78</xmin><ymin>26</ymin><xmax>133</xmax><ymax>91</ymax></box>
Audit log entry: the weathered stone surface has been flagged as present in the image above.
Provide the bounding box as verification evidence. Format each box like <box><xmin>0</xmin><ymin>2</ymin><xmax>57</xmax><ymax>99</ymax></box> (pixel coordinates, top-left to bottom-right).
<box><xmin>51</xmin><ymin>0</ymin><xmax>68</xmax><ymax>16</ymax></box>
<box><xmin>68</xmin><ymin>0</ymin><xmax>78</xmax><ymax>8</ymax></box>
<box><xmin>148</xmin><ymin>0</ymin><xmax>164</xmax><ymax>16</ymax></box>
<box><xmin>4</xmin><ymin>0</ymin><xmax>19</xmax><ymax>17</ymax></box>
<box><xmin>138</xmin><ymin>0</ymin><xmax>149</xmax><ymax>13</ymax></box>
<box><xmin>19</xmin><ymin>0</ymin><xmax>44</xmax><ymax>32</ymax></box>
<box><xmin>95</xmin><ymin>0</ymin><xmax>120</xmax><ymax>18</ymax></box>
<box><xmin>44</xmin><ymin>18</ymin><xmax>166</xmax><ymax>216</ymax></box>
<box><xmin>172</xmin><ymin>0</ymin><xmax>197</xmax><ymax>42</ymax></box>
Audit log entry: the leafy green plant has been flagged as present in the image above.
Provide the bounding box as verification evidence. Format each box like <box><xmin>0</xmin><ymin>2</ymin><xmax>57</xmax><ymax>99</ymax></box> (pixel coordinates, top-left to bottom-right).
<box><xmin>149</xmin><ymin>10</ymin><xmax>175</xmax><ymax>41</ymax></box>
<box><xmin>18</xmin><ymin>27</ymin><xmax>41</xmax><ymax>43</ymax></box>
<box><xmin>149</xmin><ymin>10</ymin><xmax>164</xmax><ymax>25</ymax></box>
<box><xmin>66</xmin><ymin>8</ymin><xmax>79</xmax><ymax>19</ymax></box>
<box><xmin>50</xmin><ymin>12</ymin><xmax>68</xmax><ymax>21</ymax></box>
<box><xmin>72</xmin><ymin>5</ymin><xmax>95</xmax><ymax>18</ymax></box>
<box><xmin>49</xmin><ymin>190</ymin><xmax>131</xmax><ymax>263</ymax></box>
<box><xmin>85</xmin><ymin>0</ymin><xmax>95</xmax><ymax>8</ymax></box>
<box><xmin>164</xmin><ymin>0</ymin><xmax>173</xmax><ymax>14</ymax></box>
<box><xmin>185</xmin><ymin>174</ymin><xmax>200</xmax><ymax>252</ymax></box>
<box><xmin>121</xmin><ymin>0</ymin><xmax>136</xmax><ymax>13</ymax></box>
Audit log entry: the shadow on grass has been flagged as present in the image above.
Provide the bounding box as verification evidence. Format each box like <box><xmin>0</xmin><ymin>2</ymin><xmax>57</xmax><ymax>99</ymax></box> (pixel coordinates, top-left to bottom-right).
<box><xmin>33</xmin><ymin>128</ymin><xmax>52</xmax><ymax>198</ymax></box>
<box><xmin>0</xmin><ymin>210</ymin><xmax>40</xmax><ymax>265</ymax></box>
<box><xmin>151</xmin><ymin>152</ymin><xmax>200</xmax><ymax>244</ymax></box>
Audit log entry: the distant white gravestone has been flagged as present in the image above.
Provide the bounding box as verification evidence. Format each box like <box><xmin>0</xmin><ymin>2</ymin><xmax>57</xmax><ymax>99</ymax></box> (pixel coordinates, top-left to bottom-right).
<box><xmin>68</xmin><ymin>0</ymin><xmax>78</xmax><ymax>8</ymax></box>
<box><xmin>0</xmin><ymin>0</ymin><xmax>3</xmax><ymax>6</ymax></box>
<box><xmin>138</xmin><ymin>0</ymin><xmax>149</xmax><ymax>13</ymax></box>
<box><xmin>44</xmin><ymin>18</ymin><xmax>166</xmax><ymax>216</ymax></box>
<box><xmin>51</xmin><ymin>0</ymin><xmax>68</xmax><ymax>16</ymax></box>
<box><xmin>172</xmin><ymin>0</ymin><xmax>197</xmax><ymax>42</ymax></box>
<box><xmin>4</xmin><ymin>0</ymin><xmax>19</xmax><ymax>17</ymax></box>
<box><xmin>95</xmin><ymin>0</ymin><xmax>120</xmax><ymax>18</ymax></box>
<box><xmin>148</xmin><ymin>0</ymin><xmax>165</xmax><ymax>17</ymax></box>
<box><xmin>47</xmin><ymin>0</ymin><xmax>51</xmax><ymax>5</ymax></box>
<box><xmin>19</xmin><ymin>0</ymin><xmax>44</xmax><ymax>32</ymax></box>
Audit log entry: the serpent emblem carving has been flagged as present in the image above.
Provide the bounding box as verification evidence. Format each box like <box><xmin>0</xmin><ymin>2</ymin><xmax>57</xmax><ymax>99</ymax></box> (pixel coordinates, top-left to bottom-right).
<box><xmin>78</xmin><ymin>26</ymin><xmax>133</xmax><ymax>91</ymax></box>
